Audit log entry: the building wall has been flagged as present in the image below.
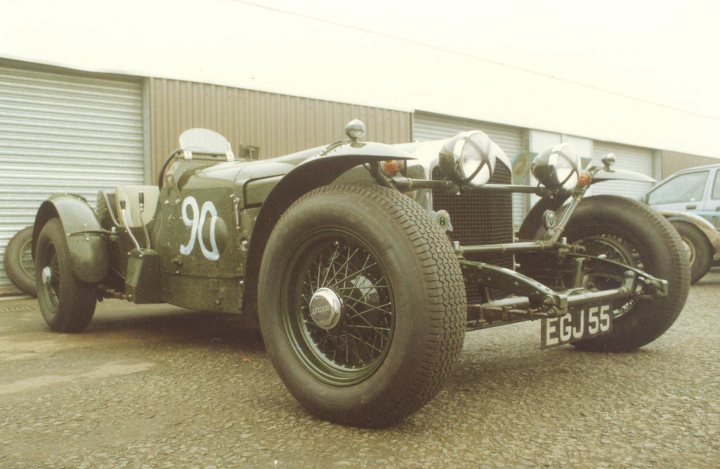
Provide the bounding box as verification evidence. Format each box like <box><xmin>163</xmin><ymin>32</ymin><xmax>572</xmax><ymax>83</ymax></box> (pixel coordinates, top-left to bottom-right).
<box><xmin>149</xmin><ymin>78</ymin><xmax>412</xmax><ymax>179</ymax></box>
<box><xmin>661</xmin><ymin>151</ymin><xmax>718</xmax><ymax>179</ymax></box>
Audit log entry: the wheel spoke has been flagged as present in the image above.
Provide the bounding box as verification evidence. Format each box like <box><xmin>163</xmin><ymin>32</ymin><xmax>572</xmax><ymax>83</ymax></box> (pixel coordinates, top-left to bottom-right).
<box><xmin>344</xmin><ymin>302</ymin><xmax>384</xmax><ymax>329</ymax></box>
<box><xmin>326</xmin><ymin>246</ymin><xmax>360</xmax><ymax>286</ymax></box>
<box><xmin>330</xmin><ymin>260</ymin><xmax>379</xmax><ymax>288</ymax></box>
<box><xmin>345</xmin><ymin>332</ymin><xmax>384</xmax><ymax>354</ymax></box>
<box><xmin>285</xmin><ymin>232</ymin><xmax>395</xmax><ymax>383</ymax></box>
<box><xmin>320</xmin><ymin>244</ymin><xmax>340</xmax><ymax>287</ymax></box>
<box><xmin>347</xmin><ymin>298</ymin><xmax>393</xmax><ymax>317</ymax></box>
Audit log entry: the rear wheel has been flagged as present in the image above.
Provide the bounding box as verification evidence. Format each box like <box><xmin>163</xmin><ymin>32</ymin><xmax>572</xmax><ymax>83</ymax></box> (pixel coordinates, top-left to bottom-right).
<box><xmin>4</xmin><ymin>226</ymin><xmax>36</xmax><ymax>296</ymax></box>
<box><xmin>35</xmin><ymin>219</ymin><xmax>96</xmax><ymax>332</ymax></box>
<box><xmin>671</xmin><ymin>221</ymin><xmax>712</xmax><ymax>284</ymax></box>
<box><xmin>259</xmin><ymin>184</ymin><xmax>466</xmax><ymax>427</ymax></box>
<box><xmin>561</xmin><ymin>196</ymin><xmax>689</xmax><ymax>352</ymax></box>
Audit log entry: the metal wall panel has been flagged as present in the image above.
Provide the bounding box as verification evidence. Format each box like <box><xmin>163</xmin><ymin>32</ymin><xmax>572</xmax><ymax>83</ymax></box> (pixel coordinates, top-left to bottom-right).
<box><xmin>590</xmin><ymin>142</ymin><xmax>654</xmax><ymax>200</ymax></box>
<box><xmin>661</xmin><ymin>151</ymin><xmax>718</xmax><ymax>179</ymax></box>
<box><xmin>149</xmin><ymin>78</ymin><xmax>412</xmax><ymax>179</ymax></box>
<box><xmin>413</xmin><ymin>112</ymin><xmax>526</xmax><ymax>228</ymax></box>
<box><xmin>0</xmin><ymin>65</ymin><xmax>144</xmax><ymax>294</ymax></box>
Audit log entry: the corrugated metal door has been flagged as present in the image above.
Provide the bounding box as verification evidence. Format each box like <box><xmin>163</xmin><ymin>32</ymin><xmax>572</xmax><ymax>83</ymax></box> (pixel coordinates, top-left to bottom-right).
<box><xmin>590</xmin><ymin>142</ymin><xmax>654</xmax><ymax>200</ymax></box>
<box><xmin>0</xmin><ymin>65</ymin><xmax>145</xmax><ymax>294</ymax></box>
<box><xmin>413</xmin><ymin>112</ymin><xmax>526</xmax><ymax>228</ymax></box>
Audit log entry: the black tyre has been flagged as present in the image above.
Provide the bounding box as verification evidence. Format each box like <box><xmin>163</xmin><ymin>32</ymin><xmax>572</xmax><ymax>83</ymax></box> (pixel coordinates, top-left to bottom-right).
<box><xmin>3</xmin><ymin>226</ymin><xmax>36</xmax><ymax>296</ymax></box>
<box><xmin>258</xmin><ymin>184</ymin><xmax>466</xmax><ymax>427</ymax></box>
<box><xmin>561</xmin><ymin>195</ymin><xmax>689</xmax><ymax>352</ymax></box>
<box><xmin>671</xmin><ymin>221</ymin><xmax>713</xmax><ymax>284</ymax></box>
<box><xmin>35</xmin><ymin>219</ymin><xmax>96</xmax><ymax>332</ymax></box>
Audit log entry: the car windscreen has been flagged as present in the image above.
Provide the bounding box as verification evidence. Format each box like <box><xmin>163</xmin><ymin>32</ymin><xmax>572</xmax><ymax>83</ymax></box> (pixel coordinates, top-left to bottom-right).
<box><xmin>647</xmin><ymin>170</ymin><xmax>709</xmax><ymax>205</ymax></box>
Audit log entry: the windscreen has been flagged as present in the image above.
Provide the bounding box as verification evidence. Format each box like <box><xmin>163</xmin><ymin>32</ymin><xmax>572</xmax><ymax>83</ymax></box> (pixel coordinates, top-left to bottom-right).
<box><xmin>179</xmin><ymin>128</ymin><xmax>232</xmax><ymax>156</ymax></box>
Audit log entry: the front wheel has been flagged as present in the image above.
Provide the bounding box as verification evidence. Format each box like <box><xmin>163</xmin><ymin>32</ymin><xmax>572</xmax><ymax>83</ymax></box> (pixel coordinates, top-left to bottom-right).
<box><xmin>35</xmin><ymin>218</ymin><xmax>97</xmax><ymax>332</ymax></box>
<box><xmin>562</xmin><ymin>196</ymin><xmax>690</xmax><ymax>352</ymax></box>
<box><xmin>259</xmin><ymin>184</ymin><xmax>466</xmax><ymax>427</ymax></box>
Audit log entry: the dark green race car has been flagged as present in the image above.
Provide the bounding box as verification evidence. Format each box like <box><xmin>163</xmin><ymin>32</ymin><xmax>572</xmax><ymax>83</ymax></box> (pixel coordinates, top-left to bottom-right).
<box><xmin>31</xmin><ymin>120</ymin><xmax>689</xmax><ymax>427</ymax></box>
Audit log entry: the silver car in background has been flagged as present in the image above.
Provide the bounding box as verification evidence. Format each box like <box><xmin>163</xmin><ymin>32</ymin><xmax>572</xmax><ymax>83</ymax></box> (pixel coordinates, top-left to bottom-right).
<box><xmin>646</xmin><ymin>164</ymin><xmax>720</xmax><ymax>282</ymax></box>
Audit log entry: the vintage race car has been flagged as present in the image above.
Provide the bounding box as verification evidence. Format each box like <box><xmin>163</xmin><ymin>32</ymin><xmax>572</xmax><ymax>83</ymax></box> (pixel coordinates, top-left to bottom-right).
<box><xmin>31</xmin><ymin>120</ymin><xmax>689</xmax><ymax>427</ymax></box>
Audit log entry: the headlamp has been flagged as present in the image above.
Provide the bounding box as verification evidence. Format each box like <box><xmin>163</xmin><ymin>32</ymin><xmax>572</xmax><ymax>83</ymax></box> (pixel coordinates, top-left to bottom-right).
<box><xmin>531</xmin><ymin>142</ymin><xmax>581</xmax><ymax>190</ymax></box>
<box><xmin>438</xmin><ymin>131</ymin><xmax>496</xmax><ymax>186</ymax></box>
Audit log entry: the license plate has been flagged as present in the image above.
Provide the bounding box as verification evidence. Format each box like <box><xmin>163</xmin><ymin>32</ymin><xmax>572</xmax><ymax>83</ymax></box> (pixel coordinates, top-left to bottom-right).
<box><xmin>541</xmin><ymin>304</ymin><xmax>613</xmax><ymax>348</ymax></box>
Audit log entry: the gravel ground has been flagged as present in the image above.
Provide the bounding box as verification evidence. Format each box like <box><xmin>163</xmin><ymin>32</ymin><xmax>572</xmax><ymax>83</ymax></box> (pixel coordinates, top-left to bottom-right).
<box><xmin>0</xmin><ymin>271</ymin><xmax>718</xmax><ymax>468</ymax></box>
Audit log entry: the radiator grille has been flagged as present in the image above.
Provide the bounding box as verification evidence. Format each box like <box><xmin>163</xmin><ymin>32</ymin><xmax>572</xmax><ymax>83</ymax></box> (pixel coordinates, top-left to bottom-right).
<box><xmin>432</xmin><ymin>163</ymin><xmax>514</xmax><ymax>304</ymax></box>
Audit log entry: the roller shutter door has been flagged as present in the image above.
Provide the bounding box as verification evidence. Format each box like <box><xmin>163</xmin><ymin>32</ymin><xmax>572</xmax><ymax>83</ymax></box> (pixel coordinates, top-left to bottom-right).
<box><xmin>589</xmin><ymin>142</ymin><xmax>654</xmax><ymax>200</ymax></box>
<box><xmin>413</xmin><ymin>113</ymin><xmax>526</xmax><ymax>228</ymax></box>
<box><xmin>0</xmin><ymin>65</ymin><xmax>145</xmax><ymax>295</ymax></box>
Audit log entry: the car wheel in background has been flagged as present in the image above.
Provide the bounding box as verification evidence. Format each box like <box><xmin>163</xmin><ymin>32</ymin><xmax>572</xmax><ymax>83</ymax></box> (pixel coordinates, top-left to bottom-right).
<box><xmin>671</xmin><ymin>221</ymin><xmax>713</xmax><ymax>284</ymax></box>
<box><xmin>3</xmin><ymin>226</ymin><xmax>36</xmax><ymax>296</ymax></box>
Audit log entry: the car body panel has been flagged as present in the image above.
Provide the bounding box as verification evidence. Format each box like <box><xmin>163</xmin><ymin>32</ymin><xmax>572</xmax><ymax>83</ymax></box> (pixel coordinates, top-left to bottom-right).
<box><xmin>699</xmin><ymin>168</ymin><xmax>720</xmax><ymax>229</ymax></box>
<box><xmin>150</xmin><ymin>141</ymin><xmax>418</xmax><ymax>313</ymax></box>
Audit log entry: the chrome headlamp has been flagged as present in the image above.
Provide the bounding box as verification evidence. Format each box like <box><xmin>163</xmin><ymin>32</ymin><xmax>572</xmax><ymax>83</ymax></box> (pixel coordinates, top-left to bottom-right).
<box><xmin>438</xmin><ymin>131</ymin><xmax>496</xmax><ymax>185</ymax></box>
<box><xmin>531</xmin><ymin>142</ymin><xmax>581</xmax><ymax>190</ymax></box>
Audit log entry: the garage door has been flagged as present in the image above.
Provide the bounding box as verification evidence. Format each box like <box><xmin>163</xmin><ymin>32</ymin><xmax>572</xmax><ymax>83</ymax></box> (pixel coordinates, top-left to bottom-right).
<box><xmin>0</xmin><ymin>65</ymin><xmax>145</xmax><ymax>295</ymax></box>
<box><xmin>413</xmin><ymin>112</ymin><xmax>526</xmax><ymax>228</ymax></box>
<box><xmin>589</xmin><ymin>142</ymin><xmax>654</xmax><ymax>200</ymax></box>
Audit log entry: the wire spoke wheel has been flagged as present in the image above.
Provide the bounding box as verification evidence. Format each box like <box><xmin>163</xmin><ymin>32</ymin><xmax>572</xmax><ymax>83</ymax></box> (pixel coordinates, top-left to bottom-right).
<box><xmin>559</xmin><ymin>195</ymin><xmax>689</xmax><ymax>352</ymax></box>
<box><xmin>35</xmin><ymin>218</ymin><xmax>96</xmax><ymax>332</ymax></box>
<box><xmin>573</xmin><ymin>233</ymin><xmax>645</xmax><ymax>319</ymax></box>
<box><xmin>44</xmin><ymin>246</ymin><xmax>61</xmax><ymax>307</ymax></box>
<box><xmin>259</xmin><ymin>184</ymin><xmax>466</xmax><ymax>427</ymax></box>
<box><xmin>284</xmin><ymin>231</ymin><xmax>395</xmax><ymax>385</ymax></box>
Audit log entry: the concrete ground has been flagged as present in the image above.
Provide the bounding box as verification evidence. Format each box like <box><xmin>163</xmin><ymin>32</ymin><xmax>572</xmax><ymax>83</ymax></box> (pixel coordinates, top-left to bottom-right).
<box><xmin>1</xmin><ymin>271</ymin><xmax>719</xmax><ymax>468</ymax></box>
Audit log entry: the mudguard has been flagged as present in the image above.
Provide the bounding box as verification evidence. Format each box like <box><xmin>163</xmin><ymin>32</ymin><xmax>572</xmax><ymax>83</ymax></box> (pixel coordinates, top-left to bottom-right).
<box><xmin>591</xmin><ymin>168</ymin><xmax>656</xmax><ymax>184</ymax></box>
<box><xmin>32</xmin><ymin>194</ymin><xmax>109</xmax><ymax>283</ymax></box>
<box><xmin>659</xmin><ymin>210</ymin><xmax>720</xmax><ymax>257</ymax></box>
<box><xmin>242</xmin><ymin>142</ymin><xmax>414</xmax><ymax>312</ymax></box>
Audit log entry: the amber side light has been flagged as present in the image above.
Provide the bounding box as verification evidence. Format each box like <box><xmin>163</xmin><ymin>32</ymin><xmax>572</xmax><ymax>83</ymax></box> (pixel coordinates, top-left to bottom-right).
<box><xmin>577</xmin><ymin>171</ymin><xmax>592</xmax><ymax>187</ymax></box>
<box><xmin>381</xmin><ymin>160</ymin><xmax>405</xmax><ymax>176</ymax></box>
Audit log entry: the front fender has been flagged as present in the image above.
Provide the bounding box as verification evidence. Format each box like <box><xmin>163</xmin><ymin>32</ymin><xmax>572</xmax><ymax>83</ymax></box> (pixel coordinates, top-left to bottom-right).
<box><xmin>659</xmin><ymin>210</ymin><xmax>720</xmax><ymax>256</ymax></box>
<box><xmin>591</xmin><ymin>168</ymin><xmax>656</xmax><ymax>185</ymax></box>
<box><xmin>32</xmin><ymin>194</ymin><xmax>109</xmax><ymax>283</ymax></box>
<box><xmin>242</xmin><ymin>145</ymin><xmax>414</xmax><ymax>314</ymax></box>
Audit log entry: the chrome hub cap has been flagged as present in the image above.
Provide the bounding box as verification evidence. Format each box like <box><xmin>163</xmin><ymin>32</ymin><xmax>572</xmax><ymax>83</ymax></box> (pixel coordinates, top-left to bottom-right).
<box><xmin>41</xmin><ymin>266</ymin><xmax>52</xmax><ymax>286</ymax></box>
<box><xmin>308</xmin><ymin>287</ymin><xmax>342</xmax><ymax>330</ymax></box>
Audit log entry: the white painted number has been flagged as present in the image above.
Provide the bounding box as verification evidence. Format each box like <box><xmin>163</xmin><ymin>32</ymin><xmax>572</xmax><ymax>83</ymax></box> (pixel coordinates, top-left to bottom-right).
<box><xmin>180</xmin><ymin>196</ymin><xmax>220</xmax><ymax>261</ymax></box>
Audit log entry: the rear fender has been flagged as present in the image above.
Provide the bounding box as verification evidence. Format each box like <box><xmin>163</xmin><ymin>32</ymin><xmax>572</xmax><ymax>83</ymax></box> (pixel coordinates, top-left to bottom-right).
<box><xmin>242</xmin><ymin>143</ymin><xmax>414</xmax><ymax>314</ymax></box>
<box><xmin>32</xmin><ymin>194</ymin><xmax>109</xmax><ymax>283</ymax></box>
